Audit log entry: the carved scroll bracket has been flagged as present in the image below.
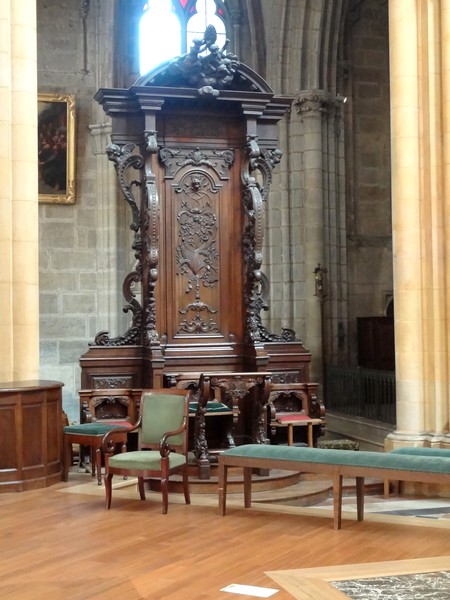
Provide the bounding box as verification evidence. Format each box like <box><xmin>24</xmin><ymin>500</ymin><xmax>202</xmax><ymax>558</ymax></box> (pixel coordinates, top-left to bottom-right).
<box><xmin>241</xmin><ymin>135</ymin><xmax>299</xmax><ymax>343</ymax></box>
<box><xmin>92</xmin><ymin>143</ymin><xmax>145</xmax><ymax>346</ymax></box>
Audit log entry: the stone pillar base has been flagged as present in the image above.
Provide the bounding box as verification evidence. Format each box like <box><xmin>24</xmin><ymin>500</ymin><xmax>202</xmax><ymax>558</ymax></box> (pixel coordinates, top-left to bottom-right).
<box><xmin>385</xmin><ymin>430</ymin><xmax>450</xmax><ymax>451</ymax></box>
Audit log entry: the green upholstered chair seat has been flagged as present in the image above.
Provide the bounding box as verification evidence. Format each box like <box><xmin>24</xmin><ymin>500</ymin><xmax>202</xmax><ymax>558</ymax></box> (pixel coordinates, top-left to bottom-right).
<box><xmin>189</xmin><ymin>401</ymin><xmax>231</xmax><ymax>414</ymax></box>
<box><xmin>64</xmin><ymin>422</ymin><xmax>129</xmax><ymax>436</ymax></box>
<box><xmin>108</xmin><ymin>450</ymin><xmax>186</xmax><ymax>470</ymax></box>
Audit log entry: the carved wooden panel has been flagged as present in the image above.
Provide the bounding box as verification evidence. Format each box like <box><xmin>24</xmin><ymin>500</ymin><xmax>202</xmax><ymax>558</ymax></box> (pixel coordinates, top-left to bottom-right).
<box><xmin>158</xmin><ymin>119</ymin><xmax>245</xmax><ymax>349</ymax></box>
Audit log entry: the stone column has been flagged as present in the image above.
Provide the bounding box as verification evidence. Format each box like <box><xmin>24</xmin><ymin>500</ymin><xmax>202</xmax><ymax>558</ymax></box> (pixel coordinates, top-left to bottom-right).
<box><xmin>387</xmin><ymin>2</ymin><xmax>450</xmax><ymax>448</ymax></box>
<box><xmin>0</xmin><ymin>1</ymin><xmax>39</xmax><ymax>381</ymax></box>
<box><xmin>291</xmin><ymin>90</ymin><xmax>339</xmax><ymax>383</ymax></box>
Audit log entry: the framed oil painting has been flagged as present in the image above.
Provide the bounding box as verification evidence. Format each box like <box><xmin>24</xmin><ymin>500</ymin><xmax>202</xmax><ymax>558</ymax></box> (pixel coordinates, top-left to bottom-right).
<box><xmin>38</xmin><ymin>93</ymin><xmax>76</xmax><ymax>204</ymax></box>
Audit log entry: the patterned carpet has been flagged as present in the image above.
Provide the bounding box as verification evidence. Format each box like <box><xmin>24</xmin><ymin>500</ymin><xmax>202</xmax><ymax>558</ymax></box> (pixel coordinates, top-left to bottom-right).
<box><xmin>266</xmin><ymin>557</ymin><xmax>450</xmax><ymax>600</ymax></box>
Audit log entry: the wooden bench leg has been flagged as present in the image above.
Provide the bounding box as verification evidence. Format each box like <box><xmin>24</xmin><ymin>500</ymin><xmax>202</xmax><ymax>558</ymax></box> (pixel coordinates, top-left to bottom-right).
<box><xmin>332</xmin><ymin>472</ymin><xmax>343</xmax><ymax>530</ymax></box>
<box><xmin>243</xmin><ymin>466</ymin><xmax>252</xmax><ymax>508</ymax></box>
<box><xmin>218</xmin><ymin>462</ymin><xmax>227</xmax><ymax>516</ymax></box>
<box><xmin>356</xmin><ymin>476</ymin><xmax>365</xmax><ymax>522</ymax></box>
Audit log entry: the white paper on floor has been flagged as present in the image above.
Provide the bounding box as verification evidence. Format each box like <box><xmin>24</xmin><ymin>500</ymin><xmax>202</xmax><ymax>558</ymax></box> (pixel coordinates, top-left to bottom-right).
<box><xmin>220</xmin><ymin>583</ymin><xmax>279</xmax><ymax>597</ymax></box>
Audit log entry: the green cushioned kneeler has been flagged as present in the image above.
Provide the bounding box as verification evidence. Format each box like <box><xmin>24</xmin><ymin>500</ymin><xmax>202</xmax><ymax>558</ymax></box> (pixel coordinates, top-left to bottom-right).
<box><xmin>221</xmin><ymin>444</ymin><xmax>450</xmax><ymax>474</ymax></box>
<box><xmin>108</xmin><ymin>450</ymin><xmax>186</xmax><ymax>470</ymax></box>
<box><xmin>318</xmin><ymin>439</ymin><xmax>359</xmax><ymax>451</ymax></box>
<box><xmin>189</xmin><ymin>401</ymin><xmax>231</xmax><ymax>413</ymax></box>
<box><xmin>64</xmin><ymin>423</ymin><xmax>127</xmax><ymax>436</ymax></box>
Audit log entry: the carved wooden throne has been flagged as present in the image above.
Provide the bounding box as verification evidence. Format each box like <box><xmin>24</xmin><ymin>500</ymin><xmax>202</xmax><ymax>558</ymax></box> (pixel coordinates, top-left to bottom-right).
<box><xmin>80</xmin><ymin>28</ymin><xmax>324</xmax><ymax>463</ymax></box>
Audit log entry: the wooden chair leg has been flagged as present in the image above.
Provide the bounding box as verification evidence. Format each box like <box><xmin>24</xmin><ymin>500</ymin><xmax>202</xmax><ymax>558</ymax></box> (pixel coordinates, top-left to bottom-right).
<box><xmin>95</xmin><ymin>447</ymin><xmax>102</xmax><ymax>485</ymax></box>
<box><xmin>287</xmin><ymin>424</ymin><xmax>293</xmax><ymax>446</ymax></box>
<box><xmin>138</xmin><ymin>477</ymin><xmax>146</xmax><ymax>500</ymax></box>
<box><xmin>161</xmin><ymin>461</ymin><xmax>169</xmax><ymax>514</ymax></box>
<box><xmin>182</xmin><ymin>467</ymin><xmax>190</xmax><ymax>505</ymax></box>
<box><xmin>105</xmin><ymin>473</ymin><xmax>113</xmax><ymax>509</ymax></box>
<box><xmin>161</xmin><ymin>477</ymin><xmax>169</xmax><ymax>514</ymax></box>
<box><xmin>63</xmin><ymin>437</ymin><xmax>71</xmax><ymax>482</ymax></box>
<box><xmin>89</xmin><ymin>447</ymin><xmax>96</xmax><ymax>477</ymax></box>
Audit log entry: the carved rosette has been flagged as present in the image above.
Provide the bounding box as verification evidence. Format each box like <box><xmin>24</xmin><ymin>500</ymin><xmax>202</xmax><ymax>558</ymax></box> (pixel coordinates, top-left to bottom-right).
<box><xmin>93</xmin><ymin>143</ymin><xmax>144</xmax><ymax>346</ymax></box>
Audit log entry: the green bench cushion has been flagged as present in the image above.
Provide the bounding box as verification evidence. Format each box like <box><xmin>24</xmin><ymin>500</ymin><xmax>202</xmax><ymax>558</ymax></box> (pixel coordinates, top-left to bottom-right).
<box><xmin>64</xmin><ymin>423</ymin><xmax>128</xmax><ymax>436</ymax></box>
<box><xmin>390</xmin><ymin>447</ymin><xmax>450</xmax><ymax>458</ymax></box>
<box><xmin>189</xmin><ymin>401</ymin><xmax>231</xmax><ymax>414</ymax></box>
<box><xmin>221</xmin><ymin>444</ymin><xmax>450</xmax><ymax>474</ymax></box>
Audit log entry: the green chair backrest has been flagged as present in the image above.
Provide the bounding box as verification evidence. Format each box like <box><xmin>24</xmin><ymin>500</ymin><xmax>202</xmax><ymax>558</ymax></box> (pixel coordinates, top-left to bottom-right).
<box><xmin>140</xmin><ymin>393</ymin><xmax>187</xmax><ymax>448</ymax></box>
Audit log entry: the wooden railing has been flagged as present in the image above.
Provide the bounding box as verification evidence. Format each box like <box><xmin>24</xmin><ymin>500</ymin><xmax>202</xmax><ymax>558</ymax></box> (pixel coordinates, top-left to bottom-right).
<box><xmin>325</xmin><ymin>365</ymin><xmax>396</xmax><ymax>424</ymax></box>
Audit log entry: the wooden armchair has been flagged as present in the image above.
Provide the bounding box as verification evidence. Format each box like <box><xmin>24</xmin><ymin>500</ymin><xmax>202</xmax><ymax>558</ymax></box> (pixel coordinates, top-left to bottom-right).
<box><xmin>103</xmin><ymin>388</ymin><xmax>191</xmax><ymax>514</ymax></box>
<box><xmin>63</xmin><ymin>388</ymin><xmax>142</xmax><ymax>483</ymax></box>
<box><xmin>166</xmin><ymin>372</ymin><xmax>272</xmax><ymax>479</ymax></box>
<box><xmin>268</xmin><ymin>382</ymin><xmax>325</xmax><ymax>446</ymax></box>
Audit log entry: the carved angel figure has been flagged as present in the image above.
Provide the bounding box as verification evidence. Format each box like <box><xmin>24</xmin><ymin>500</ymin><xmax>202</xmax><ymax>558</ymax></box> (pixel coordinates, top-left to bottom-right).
<box><xmin>168</xmin><ymin>25</ymin><xmax>239</xmax><ymax>90</ymax></box>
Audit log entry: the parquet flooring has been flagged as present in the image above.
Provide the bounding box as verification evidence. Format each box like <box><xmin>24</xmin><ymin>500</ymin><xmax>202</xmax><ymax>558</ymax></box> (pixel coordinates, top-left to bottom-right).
<box><xmin>1</xmin><ymin>472</ymin><xmax>450</xmax><ymax>599</ymax></box>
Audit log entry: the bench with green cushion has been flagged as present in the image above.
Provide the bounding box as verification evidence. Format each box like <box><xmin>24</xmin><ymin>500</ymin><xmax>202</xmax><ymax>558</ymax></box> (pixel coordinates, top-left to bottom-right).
<box><xmin>384</xmin><ymin>446</ymin><xmax>450</xmax><ymax>495</ymax></box>
<box><xmin>218</xmin><ymin>444</ymin><xmax>450</xmax><ymax>529</ymax></box>
<box><xmin>390</xmin><ymin>446</ymin><xmax>450</xmax><ymax>458</ymax></box>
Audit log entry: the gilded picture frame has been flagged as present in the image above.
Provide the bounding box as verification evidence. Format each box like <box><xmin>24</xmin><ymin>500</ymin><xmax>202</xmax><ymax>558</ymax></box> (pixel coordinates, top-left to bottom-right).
<box><xmin>38</xmin><ymin>93</ymin><xmax>76</xmax><ymax>204</ymax></box>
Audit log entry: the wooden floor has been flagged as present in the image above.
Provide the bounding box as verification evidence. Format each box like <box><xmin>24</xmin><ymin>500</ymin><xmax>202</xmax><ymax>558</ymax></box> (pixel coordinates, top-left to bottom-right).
<box><xmin>2</xmin><ymin>472</ymin><xmax>450</xmax><ymax>599</ymax></box>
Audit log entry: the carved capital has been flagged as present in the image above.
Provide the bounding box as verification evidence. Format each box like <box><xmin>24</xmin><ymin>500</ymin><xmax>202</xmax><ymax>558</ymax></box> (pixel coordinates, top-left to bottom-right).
<box><xmin>293</xmin><ymin>90</ymin><xmax>339</xmax><ymax>118</ymax></box>
<box><xmin>88</xmin><ymin>122</ymin><xmax>112</xmax><ymax>155</ymax></box>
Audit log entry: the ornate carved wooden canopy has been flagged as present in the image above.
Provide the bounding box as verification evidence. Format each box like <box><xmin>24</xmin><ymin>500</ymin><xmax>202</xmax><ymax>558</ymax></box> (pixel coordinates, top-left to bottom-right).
<box><xmin>82</xmin><ymin>26</ymin><xmax>311</xmax><ymax>390</ymax></box>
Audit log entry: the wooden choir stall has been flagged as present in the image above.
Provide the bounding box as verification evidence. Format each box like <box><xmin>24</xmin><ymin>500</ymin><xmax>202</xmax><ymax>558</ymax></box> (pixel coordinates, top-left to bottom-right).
<box><xmin>80</xmin><ymin>28</ymin><xmax>325</xmax><ymax>478</ymax></box>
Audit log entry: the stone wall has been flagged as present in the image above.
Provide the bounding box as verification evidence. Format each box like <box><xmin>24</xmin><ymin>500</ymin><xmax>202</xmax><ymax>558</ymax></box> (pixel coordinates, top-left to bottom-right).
<box><xmin>37</xmin><ymin>0</ymin><xmax>121</xmax><ymax>421</ymax></box>
<box><xmin>343</xmin><ymin>0</ymin><xmax>392</xmax><ymax>364</ymax></box>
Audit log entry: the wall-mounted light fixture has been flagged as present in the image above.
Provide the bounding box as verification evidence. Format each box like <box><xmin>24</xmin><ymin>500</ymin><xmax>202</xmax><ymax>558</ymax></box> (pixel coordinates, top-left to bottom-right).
<box><xmin>314</xmin><ymin>263</ymin><xmax>328</xmax><ymax>301</ymax></box>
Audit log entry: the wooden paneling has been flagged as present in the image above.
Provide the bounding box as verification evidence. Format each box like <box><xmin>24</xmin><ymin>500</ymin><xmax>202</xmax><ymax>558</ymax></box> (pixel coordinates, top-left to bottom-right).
<box><xmin>0</xmin><ymin>380</ymin><xmax>63</xmax><ymax>492</ymax></box>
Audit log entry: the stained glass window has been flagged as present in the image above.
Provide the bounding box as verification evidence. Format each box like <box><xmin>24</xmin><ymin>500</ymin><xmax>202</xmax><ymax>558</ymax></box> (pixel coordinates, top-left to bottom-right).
<box><xmin>139</xmin><ymin>0</ymin><xmax>227</xmax><ymax>75</ymax></box>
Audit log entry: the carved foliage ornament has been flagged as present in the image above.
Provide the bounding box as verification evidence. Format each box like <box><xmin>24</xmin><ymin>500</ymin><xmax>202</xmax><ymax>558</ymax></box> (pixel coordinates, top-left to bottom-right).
<box><xmin>93</xmin><ymin>143</ymin><xmax>145</xmax><ymax>346</ymax></box>
<box><xmin>175</xmin><ymin>172</ymin><xmax>220</xmax><ymax>334</ymax></box>
<box><xmin>241</xmin><ymin>136</ymin><xmax>300</xmax><ymax>343</ymax></box>
<box><xmin>160</xmin><ymin>146</ymin><xmax>234</xmax><ymax>336</ymax></box>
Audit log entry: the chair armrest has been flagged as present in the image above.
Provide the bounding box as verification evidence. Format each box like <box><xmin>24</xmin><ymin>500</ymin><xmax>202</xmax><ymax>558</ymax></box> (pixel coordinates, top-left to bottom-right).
<box><xmin>159</xmin><ymin>417</ymin><xmax>188</xmax><ymax>457</ymax></box>
<box><xmin>101</xmin><ymin>417</ymin><xmax>142</xmax><ymax>454</ymax></box>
